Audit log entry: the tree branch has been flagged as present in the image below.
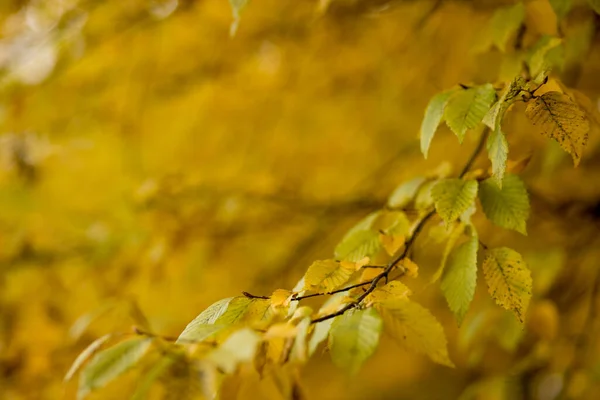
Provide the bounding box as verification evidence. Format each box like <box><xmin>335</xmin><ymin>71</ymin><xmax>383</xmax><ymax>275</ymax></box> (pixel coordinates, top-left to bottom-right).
<box><xmin>311</xmin><ymin>129</ymin><xmax>489</xmax><ymax>324</ymax></box>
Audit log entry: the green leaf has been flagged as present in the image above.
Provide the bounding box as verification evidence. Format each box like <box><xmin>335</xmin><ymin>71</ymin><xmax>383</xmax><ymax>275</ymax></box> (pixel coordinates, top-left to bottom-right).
<box><xmin>329</xmin><ymin>308</ymin><xmax>383</xmax><ymax>375</ymax></box>
<box><xmin>525</xmin><ymin>91</ymin><xmax>589</xmax><ymax>166</ymax></box>
<box><xmin>486</xmin><ymin>129</ymin><xmax>509</xmax><ymax>187</ymax></box>
<box><xmin>308</xmin><ymin>319</ymin><xmax>334</xmax><ymax>356</ymax></box>
<box><xmin>181</xmin><ymin>297</ymin><xmax>232</xmax><ymax>327</ymax></box>
<box><xmin>479</xmin><ymin>174</ymin><xmax>530</xmax><ymax>235</ymax></box>
<box><xmin>588</xmin><ymin>0</ymin><xmax>600</xmax><ymax>15</ymax></box>
<box><xmin>444</xmin><ymin>84</ymin><xmax>497</xmax><ymax>142</ymax></box>
<box><xmin>483</xmin><ymin>76</ymin><xmax>526</xmax><ymax>131</ymax></box>
<box><xmin>65</xmin><ymin>334</ymin><xmax>112</xmax><ymax>382</ymax></box>
<box><xmin>482</xmin><ymin>247</ymin><xmax>532</xmax><ymax>323</ymax></box>
<box><xmin>420</xmin><ymin>90</ymin><xmax>459</xmax><ymax>158</ymax></box>
<box><xmin>377</xmin><ymin>299</ymin><xmax>454</xmax><ymax>367</ymax></box>
<box><xmin>441</xmin><ymin>235</ymin><xmax>478</xmax><ymax>325</ymax></box>
<box><xmin>208</xmin><ymin>328</ymin><xmax>261</xmax><ymax>373</ymax></box>
<box><xmin>490</xmin><ymin>2</ymin><xmax>525</xmax><ymax>51</ymax></box>
<box><xmin>388</xmin><ymin>177</ymin><xmax>427</xmax><ymax>208</ymax></box>
<box><xmin>430</xmin><ymin>222</ymin><xmax>466</xmax><ymax>284</ymax></box>
<box><xmin>432</xmin><ymin>179</ymin><xmax>479</xmax><ymax>226</ymax></box>
<box><xmin>177</xmin><ymin>323</ymin><xmax>226</xmax><ymax>344</ymax></box>
<box><xmin>549</xmin><ymin>0</ymin><xmax>572</xmax><ymax>19</ymax></box>
<box><xmin>78</xmin><ymin>337</ymin><xmax>153</xmax><ymax>399</ymax></box>
<box><xmin>213</xmin><ymin>296</ymin><xmax>272</xmax><ymax>326</ymax></box>
<box><xmin>528</xmin><ymin>36</ymin><xmax>564</xmax><ymax>78</ymax></box>
<box><xmin>334</xmin><ymin>230</ymin><xmax>381</xmax><ymax>262</ymax></box>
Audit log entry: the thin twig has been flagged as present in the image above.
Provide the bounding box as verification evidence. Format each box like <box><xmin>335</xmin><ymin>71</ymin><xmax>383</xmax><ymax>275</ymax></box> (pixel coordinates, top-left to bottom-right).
<box><xmin>311</xmin><ymin>129</ymin><xmax>489</xmax><ymax>324</ymax></box>
<box><xmin>292</xmin><ymin>281</ymin><xmax>373</xmax><ymax>301</ymax></box>
<box><xmin>242</xmin><ymin>291</ymin><xmax>269</xmax><ymax>300</ymax></box>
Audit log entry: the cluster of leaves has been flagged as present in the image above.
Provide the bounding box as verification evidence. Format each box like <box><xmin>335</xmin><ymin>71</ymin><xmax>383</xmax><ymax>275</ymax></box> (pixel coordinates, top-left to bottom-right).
<box><xmin>62</xmin><ymin>0</ymin><xmax>600</xmax><ymax>398</ymax></box>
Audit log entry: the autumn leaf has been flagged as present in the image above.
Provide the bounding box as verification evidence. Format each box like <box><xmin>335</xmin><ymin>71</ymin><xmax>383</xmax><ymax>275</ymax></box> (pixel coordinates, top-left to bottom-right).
<box><xmin>208</xmin><ymin>328</ymin><xmax>261</xmax><ymax>373</ymax></box>
<box><xmin>78</xmin><ymin>337</ymin><xmax>153</xmax><ymax>399</ymax></box>
<box><xmin>441</xmin><ymin>235</ymin><xmax>478</xmax><ymax>325</ymax></box>
<box><xmin>65</xmin><ymin>334</ymin><xmax>113</xmax><ymax>382</ymax></box>
<box><xmin>490</xmin><ymin>2</ymin><xmax>525</xmax><ymax>51</ymax></box>
<box><xmin>387</xmin><ymin>177</ymin><xmax>427</xmax><ymax>208</ymax></box>
<box><xmin>525</xmin><ymin>91</ymin><xmax>589</xmax><ymax>166</ymax></box>
<box><xmin>444</xmin><ymin>84</ymin><xmax>497</xmax><ymax>142</ymax></box>
<box><xmin>304</xmin><ymin>260</ymin><xmax>355</xmax><ymax>292</ymax></box>
<box><xmin>478</xmin><ymin>174</ymin><xmax>530</xmax><ymax>235</ymax></box>
<box><xmin>367</xmin><ymin>281</ymin><xmax>412</xmax><ymax>304</ymax></box>
<box><xmin>420</xmin><ymin>90</ymin><xmax>459</xmax><ymax>158</ymax></box>
<box><xmin>329</xmin><ymin>308</ymin><xmax>383</xmax><ymax>375</ymax></box>
<box><xmin>432</xmin><ymin>179</ymin><xmax>479</xmax><ymax>226</ymax></box>
<box><xmin>482</xmin><ymin>247</ymin><xmax>532</xmax><ymax>323</ymax></box>
<box><xmin>486</xmin><ymin>128</ymin><xmax>509</xmax><ymax>187</ymax></box>
<box><xmin>377</xmin><ymin>300</ymin><xmax>454</xmax><ymax>367</ymax></box>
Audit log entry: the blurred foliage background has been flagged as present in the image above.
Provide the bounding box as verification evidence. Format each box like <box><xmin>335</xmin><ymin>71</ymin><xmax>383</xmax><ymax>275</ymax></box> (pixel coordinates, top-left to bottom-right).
<box><xmin>2</xmin><ymin>0</ymin><xmax>600</xmax><ymax>399</ymax></box>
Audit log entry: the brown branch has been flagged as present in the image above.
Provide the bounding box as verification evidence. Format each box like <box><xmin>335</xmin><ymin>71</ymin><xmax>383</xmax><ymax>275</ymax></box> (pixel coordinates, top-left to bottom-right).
<box><xmin>242</xmin><ymin>291</ymin><xmax>269</xmax><ymax>300</ymax></box>
<box><xmin>292</xmin><ymin>280</ymin><xmax>374</xmax><ymax>301</ymax></box>
<box><xmin>311</xmin><ymin>129</ymin><xmax>489</xmax><ymax>324</ymax></box>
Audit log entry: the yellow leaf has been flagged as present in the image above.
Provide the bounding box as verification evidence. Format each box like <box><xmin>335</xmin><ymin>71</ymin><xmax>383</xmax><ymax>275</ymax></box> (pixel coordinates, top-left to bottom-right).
<box><xmin>270</xmin><ymin>289</ymin><xmax>292</xmax><ymax>308</ymax></box>
<box><xmin>399</xmin><ymin>258</ymin><xmax>419</xmax><ymax>278</ymax></box>
<box><xmin>264</xmin><ymin>323</ymin><xmax>298</xmax><ymax>340</ymax></box>
<box><xmin>367</xmin><ymin>281</ymin><xmax>412</xmax><ymax>304</ymax></box>
<box><xmin>303</xmin><ymin>260</ymin><xmax>355</xmax><ymax>292</ymax></box>
<box><xmin>376</xmin><ymin>299</ymin><xmax>454</xmax><ymax>367</ymax></box>
<box><xmin>525</xmin><ymin>91</ymin><xmax>589</xmax><ymax>166</ymax></box>
<box><xmin>482</xmin><ymin>247</ymin><xmax>532</xmax><ymax>323</ymax></box>
<box><xmin>379</xmin><ymin>233</ymin><xmax>405</xmax><ymax>256</ymax></box>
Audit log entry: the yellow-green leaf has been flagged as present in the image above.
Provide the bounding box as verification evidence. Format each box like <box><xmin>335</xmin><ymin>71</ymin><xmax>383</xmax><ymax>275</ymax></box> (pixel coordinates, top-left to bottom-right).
<box><xmin>420</xmin><ymin>90</ymin><xmax>459</xmax><ymax>158</ymax></box>
<box><xmin>441</xmin><ymin>235</ymin><xmax>478</xmax><ymax>325</ymax></box>
<box><xmin>131</xmin><ymin>356</ymin><xmax>174</xmax><ymax>400</ymax></box>
<box><xmin>478</xmin><ymin>174</ymin><xmax>530</xmax><ymax>235</ymax></box>
<box><xmin>329</xmin><ymin>308</ymin><xmax>383</xmax><ymax>375</ymax></box>
<box><xmin>228</xmin><ymin>0</ymin><xmax>248</xmax><ymax>36</ymax></box>
<box><xmin>444</xmin><ymin>85</ymin><xmax>497</xmax><ymax>142</ymax></box>
<box><xmin>308</xmin><ymin>319</ymin><xmax>334</xmax><ymax>356</ymax></box>
<box><xmin>367</xmin><ymin>281</ymin><xmax>412</xmax><ymax>303</ymax></box>
<box><xmin>388</xmin><ymin>177</ymin><xmax>427</xmax><ymax>208</ymax></box>
<box><xmin>214</xmin><ymin>296</ymin><xmax>272</xmax><ymax>326</ymax></box>
<box><xmin>525</xmin><ymin>91</ymin><xmax>589</xmax><ymax>166</ymax></box>
<box><xmin>304</xmin><ymin>260</ymin><xmax>354</xmax><ymax>292</ymax></box>
<box><xmin>484</xmin><ymin>76</ymin><xmax>526</xmax><ymax>131</ymax></box>
<box><xmin>78</xmin><ymin>337</ymin><xmax>153</xmax><ymax>400</ymax></box>
<box><xmin>208</xmin><ymin>328</ymin><xmax>261</xmax><ymax>373</ymax></box>
<box><xmin>177</xmin><ymin>324</ymin><xmax>226</xmax><ymax>344</ymax></box>
<box><xmin>65</xmin><ymin>334</ymin><xmax>112</xmax><ymax>382</ymax></box>
<box><xmin>482</xmin><ymin>247</ymin><xmax>532</xmax><ymax>323</ymax></box>
<box><xmin>527</xmin><ymin>36</ymin><xmax>563</xmax><ymax>78</ymax></box>
<box><xmin>430</xmin><ymin>222</ymin><xmax>466</xmax><ymax>284</ymax></box>
<box><xmin>432</xmin><ymin>179</ymin><xmax>479</xmax><ymax>226</ymax></box>
<box><xmin>490</xmin><ymin>2</ymin><xmax>525</xmax><ymax>51</ymax></box>
<box><xmin>377</xmin><ymin>300</ymin><xmax>454</xmax><ymax>367</ymax></box>
<box><xmin>486</xmin><ymin>128</ymin><xmax>509</xmax><ymax>187</ymax></box>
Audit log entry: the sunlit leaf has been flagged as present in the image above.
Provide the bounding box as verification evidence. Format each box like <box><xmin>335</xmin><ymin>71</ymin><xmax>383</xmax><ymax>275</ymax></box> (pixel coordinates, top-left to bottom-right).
<box><xmin>329</xmin><ymin>308</ymin><xmax>383</xmax><ymax>375</ymax></box>
<box><xmin>479</xmin><ymin>174</ymin><xmax>530</xmax><ymax>235</ymax></box>
<box><xmin>431</xmin><ymin>222</ymin><xmax>465</xmax><ymax>283</ymax></box>
<box><xmin>290</xmin><ymin>317</ymin><xmax>311</xmax><ymax>363</ymax></box>
<box><xmin>377</xmin><ymin>300</ymin><xmax>454</xmax><ymax>367</ymax></box>
<box><xmin>486</xmin><ymin>128</ymin><xmax>509</xmax><ymax>187</ymax></box>
<box><xmin>525</xmin><ymin>91</ymin><xmax>589</xmax><ymax>166</ymax></box>
<box><xmin>367</xmin><ymin>281</ymin><xmax>412</xmax><ymax>304</ymax></box>
<box><xmin>304</xmin><ymin>260</ymin><xmax>355</xmax><ymax>292</ymax></box>
<box><xmin>444</xmin><ymin>85</ymin><xmax>497</xmax><ymax>142</ymax></box>
<box><xmin>420</xmin><ymin>90</ymin><xmax>459</xmax><ymax>158</ymax></box>
<box><xmin>65</xmin><ymin>334</ymin><xmax>112</xmax><ymax>382</ymax></box>
<box><xmin>482</xmin><ymin>247</ymin><xmax>532</xmax><ymax>323</ymax></box>
<box><xmin>208</xmin><ymin>328</ymin><xmax>261</xmax><ymax>373</ymax></box>
<box><xmin>441</xmin><ymin>235</ymin><xmax>478</xmax><ymax>325</ymax></box>
<box><xmin>334</xmin><ymin>230</ymin><xmax>381</xmax><ymax>262</ymax></box>
<box><xmin>432</xmin><ymin>179</ymin><xmax>479</xmax><ymax>226</ymax></box>
<box><xmin>177</xmin><ymin>323</ymin><xmax>227</xmax><ymax>344</ymax></box>
<box><xmin>527</xmin><ymin>36</ymin><xmax>563</xmax><ymax>78</ymax></box>
<box><xmin>78</xmin><ymin>337</ymin><xmax>153</xmax><ymax>399</ymax></box>
<box><xmin>490</xmin><ymin>3</ymin><xmax>525</xmax><ymax>51</ymax></box>
<box><xmin>388</xmin><ymin>177</ymin><xmax>427</xmax><ymax>208</ymax></box>
<box><xmin>308</xmin><ymin>319</ymin><xmax>334</xmax><ymax>356</ymax></box>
